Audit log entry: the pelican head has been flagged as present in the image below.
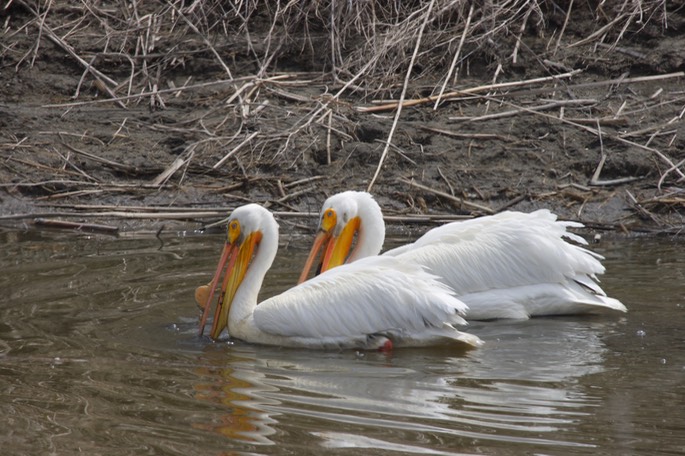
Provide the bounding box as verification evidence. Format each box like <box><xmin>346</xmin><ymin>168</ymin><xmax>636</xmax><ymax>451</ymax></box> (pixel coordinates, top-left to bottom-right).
<box><xmin>197</xmin><ymin>204</ymin><xmax>275</xmax><ymax>339</ymax></box>
<box><xmin>298</xmin><ymin>191</ymin><xmax>384</xmax><ymax>284</ymax></box>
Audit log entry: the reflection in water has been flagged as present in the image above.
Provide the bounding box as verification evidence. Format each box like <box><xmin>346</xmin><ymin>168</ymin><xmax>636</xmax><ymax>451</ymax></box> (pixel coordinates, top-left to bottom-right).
<box><xmin>192</xmin><ymin>347</ymin><xmax>279</xmax><ymax>445</ymax></box>
<box><xmin>1</xmin><ymin>230</ymin><xmax>683</xmax><ymax>454</ymax></box>
<box><xmin>184</xmin><ymin>317</ymin><xmax>611</xmax><ymax>451</ymax></box>
<box><xmin>314</xmin><ymin>431</ymin><xmax>477</xmax><ymax>455</ymax></box>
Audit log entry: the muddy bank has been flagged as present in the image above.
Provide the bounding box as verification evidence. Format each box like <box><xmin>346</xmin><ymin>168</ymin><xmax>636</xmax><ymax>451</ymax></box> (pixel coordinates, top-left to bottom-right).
<box><xmin>1</xmin><ymin>1</ymin><xmax>684</xmax><ymax>236</ymax></box>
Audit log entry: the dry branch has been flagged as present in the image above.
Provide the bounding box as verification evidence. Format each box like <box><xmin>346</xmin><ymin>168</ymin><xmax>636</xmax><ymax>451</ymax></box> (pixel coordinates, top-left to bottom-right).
<box><xmin>359</xmin><ymin>70</ymin><xmax>582</xmax><ymax>113</ymax></box>
<box><xmin>420</xmin><ymin>126</ymin><xmax>509</xmax><ymax>141</ymax></box>
<box><xmin>450</xmin><ymin>99</ymin><xmax>597</xmax><ymax>122</ymax></box>
<box><xmin>399</xmin><ymin>178</ymin><xmax>494</xmax><ymax>214</ymax></box>
<box><xmin>3</xmin><ymin>0</ymin><xmax>683</xmax><ymax>230</ymax></box>
<box><xmin>33</xmin><ymin>218</ymin><xmax>119</xmax><ymax>234</ymax></box>
<box><xmin>367</xmin><ymin>0</ymin><xmax>437</xmax><ymax>192</ymax></box>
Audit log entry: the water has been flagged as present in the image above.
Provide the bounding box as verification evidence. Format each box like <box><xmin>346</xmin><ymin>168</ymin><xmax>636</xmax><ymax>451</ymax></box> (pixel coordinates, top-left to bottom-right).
<box><xmin>0</xmin><ymin>227</ymin><xmax>683</xmax><ymax>455</ymax></box>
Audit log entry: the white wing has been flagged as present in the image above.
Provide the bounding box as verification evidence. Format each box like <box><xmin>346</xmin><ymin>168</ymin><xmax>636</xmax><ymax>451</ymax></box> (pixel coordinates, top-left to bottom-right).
<box><xmin>253</xmin><ymin>255</ymin><xmax>468</xmax><ymax>339</ymax></box>
<box><xmin>385</xmin><ymin>210</ymin><xmax>595</xmax><ymax>291</ymax></box>
<box><xmin>384</xmin><ymin>210</ymin><xmax>626</xmax><ymax>318</ymax></box>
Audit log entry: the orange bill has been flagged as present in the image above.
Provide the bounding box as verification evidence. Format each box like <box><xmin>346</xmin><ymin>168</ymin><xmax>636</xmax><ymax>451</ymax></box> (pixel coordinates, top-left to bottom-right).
<box><xmin>197</xmin><ymin>242</ymin><xmax>235</xmax><ymax>337</ymax></box>
<box><xmin>320</xmin><ymin>216</ymin><xmax>359</xmax><ymax>272</ymax></box>
<box><xmin>298</xmin><ymin>230</ymin><xmax>332</xmax><ymax>284</ymax></box>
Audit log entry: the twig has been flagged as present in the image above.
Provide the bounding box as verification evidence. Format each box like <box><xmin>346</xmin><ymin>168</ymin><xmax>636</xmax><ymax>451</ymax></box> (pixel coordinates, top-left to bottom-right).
<box><xmin>213</xmin><ymin>131</ymin><xmax>259</xmax><ymax>169</ymax></box>
<box><xmin>586</xmin><ymin>130</ymin><xmax>642</xmax><ymax>186</ymax></box>
<box><xmin>553</xmin><ymin>0</ymin><xmax>574</xmax><ymax>56</ymax></box>
<box><xmin>359</xmin><ymin>70</ymin><xmax>582</xmax><ymax>113</ymax></box>
<box><xmin>508</xmin><ymin>72</ymin><xmax>685</xmax><ymax>100</ymax></box>
<box><xmin>0</xmin><ymin>179</ymin><xmax>96</xmax><ymax>189</ymax></box>
<box><xmin>152</xmin><ymin>152</ymin><xmax>192</xmax><ymax>186</ymax></box>
<box><xmin>657</xmin><ymin>157</ymin><xmax>685</xmax><ymax>191</ymax></box>
<box><xmin>29</xmin><ymin>204</ymin><xmax>477</xmax><ymax>224</ymax></box>
<box><xmin>168</xmin><ymin>2</ymin><xmax>233</xmax><ymax>80</ymax></box>
<box><xmin>626</xmin><ymin>190</ymin><xmax>661</xmax><ymax>225</ymax></box>
<box><xmin>419</xmin><ymin>126</ymin><xmax>509</xmax><ymax>141</ymax></box>
<box><xmin>36</xmin><ymin>189</ymin><xmax>106</xmax><ymax>201</ymax></box>
<box><xmin>42</xmin><ymin>75</ymin><xmax>277</xmax><ymax>108</ymax></box>
<box><xmin>33</xmin><ymin>218</ymin><xmax>119</xmax><ymax>234</ymax></box>
<box><xmin>399</xmin><ymin>177</ymin><xmax>494</xmax><ymax>214</ymax></box>
<box><xmin>620</xmin><ymin>124</ymin><xmax>678</xmax><ymax>138</ymax></box>
<box><xmin>561</xmin><ymin>117</ymin><xmax>628</xmax><ymax>126</ymax></box>
<box><xmin>156</xmin><ymin>225</ymin><xmax>166</xmax><ymax>250</ymax></box>
<box><xmin>450</xmin><ymin>99</ymin><xmax>597</xmax><ymax>122</ymax></box>
<box><xmin>275</xmin><ymin>185</ymin><xmax>316</xmax><ymax>204</ymax></box>
<box><xmin>597</xmin><ymin>42</ymin><xmax>647</xmax><ymax>60</ymax></box>
<box><xmin>496</xmin><ymin>194</ymin><xmax>527</xmax><ymax>212</ymax></box>
<box><xmin>568</xmin><ymin>12</ymin><xmax>630</xmax><ymax>48</ymax></box>
<box><xmin>29</xmin><ymin>0</ymin><xmax>51</xmax><ymax>68</ymax></box>
<box><xmin>437</xmin><ymin>166</ymin><xmax>455</xmax><ymax>196</ymax></box>
<box><xmin>326</xmin><ymin>110</ymin><xmax>333</xmax><ymax>165</ymax></box>
<box><xmin>36</xmin><ymin>203</ymin><xmax>236</xmax><ymax>212</ymax></box>
<box><xmin>284</xmin><ymin>175</ymin><xmax>327</xmax><ymax>188</ymax></box>
<box><xmin>367</xmin><ymin>0</ymin><xmax>436</xmax><ymax>192</ymax></box>
<box><xmin>589</xmin><ymin>120</ymin><xmax>607</xmax><ymax>185</ymax></box>
<box><xmin>511</xmin><ymin>3</ymin><xmax>533</xmax><ymax>64</ymax></box>
<box><xmin>373</xmin><ymin>140</ymin><xmax>417</xmax><ymax>165</ymax></box>
<box><xmin>0</xmin><ymin>211</ymin><xmax>223</xmax><ymax>221</ymax></box>
<box><xmin>61</xmin><ymin>142</ymin><xmax>139</xmax><ymax>173</ymax></box>
<box><xmin>434</xmin><ymin>2</ymin><xmax>474</xmax><ymax>109</ymax></box>
<box><xmin>277</xmin><ymin>179</ymin><xmax>287</xmax><ymax>198</ymax></box>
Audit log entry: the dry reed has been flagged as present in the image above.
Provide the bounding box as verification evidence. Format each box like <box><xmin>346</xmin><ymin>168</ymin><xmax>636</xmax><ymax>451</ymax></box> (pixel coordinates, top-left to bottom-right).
<box><xmin>1</xmin><ymin>0</ymin><xmax>682</xmax><ymax>231</ymax></box>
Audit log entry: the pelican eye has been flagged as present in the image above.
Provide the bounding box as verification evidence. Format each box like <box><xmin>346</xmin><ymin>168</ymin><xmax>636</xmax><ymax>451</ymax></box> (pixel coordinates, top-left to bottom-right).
<box><xmin>227</xmin><ymin>220</ymin><xmax>241</xmax><ymax>243</ymax></box>
<box><xmin>321</xmin><ymin>208</ymin><xmax>337</xmax><ymax>232</ymax></box>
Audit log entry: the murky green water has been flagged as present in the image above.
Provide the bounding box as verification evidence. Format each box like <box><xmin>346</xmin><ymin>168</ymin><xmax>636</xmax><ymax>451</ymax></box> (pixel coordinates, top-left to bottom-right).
<box><xmin>0</xmin><ymin>227</ymin><xmax>683</xmax><ymax>455</ymax></box>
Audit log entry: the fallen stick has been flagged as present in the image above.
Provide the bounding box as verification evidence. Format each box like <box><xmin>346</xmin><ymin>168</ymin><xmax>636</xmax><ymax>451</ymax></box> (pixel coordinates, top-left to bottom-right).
<box><xmin>0</xmin><ymin>211</ymin><xmax>225</xmax><ymax>221</ymax></box>
<box><xmin>38</xmin><ymin>203</ymin><xmax>237</xmax><ymax>212</ymax></box>
<box><xmin>367</xmin><ymin>0</ymin><xmax>437</xmax><ymax>192</ymax></box>
<box><xmin>1</xmin><ymin>207</ymin><xmax>482</xmax><ymax>227</ymax></box>
<box><xmin>434</xmin><ymin>2</ymin><xmax>474</xmax><ymax>109</ymax></box>
<box><xmin>358</xmin><ymin>70</ymin><xmax>582</xmax><ymax>113</ymax></box>
<box><xmin>561</xmin><ymin>117</ymin><xmax>628</xmax><ymax>126</ymax></box>
<box><xmin>496</xmin><ymin>194</ymin><xmax>528</xmax><ymax>212</ymax></box>
<box><xmin>419</xmin><ymin>126</ymin><xmax>509</xmax><ymax>141</ymax></box>
<box><xmin>61</xmin><ymin>143</ymin><xmax>139</xmax><ymax>173</ymax></box>
<box><xmin>552</xmin><ymin>0</ymin><xmax>574</xmax><ymax>55</ymax></box>
<box><xmin>283</xmin><ymin>175</ymin><xmax>327</xmax><ymax>188</ymax></box>
<box><xmin>36</xmin><ymin>189</ymin><xmax>107</xmax><ymax>201</ymax></box>
<box><xmin>213</xmin><ymin>131</ymin><xmax>260</xmax><ymax>169</ymax></box>
<box><xmin>383</xmin><ymin>214</ymin><xmax>472</xmax><ymax>224</ymax></box>
<box><xmin>657</xmin><ymin>157</ymin><xmax>685</xmax><ymax>191</ymax></box>
<box><xmin>449</xmin><ymin>99</ymin><xmax>597</xmax><ymax>122</ymax></box>
<box><xmin>33</xmin><ymin>218</ymin><xmax>119</xmax><ymax>234</ymax></box>
<box><xmin>361</xmin><ymin>71</ymin><xmax>684</xmax><ymax>114</ymax></box>
<box><xmin>568</xmin><ymin>13</ymin><xmax>630</xmax><ymax>48</ymax></box>
<box><xmin>43</xmin><ymin>75</ymin><xmax>289</xmax><ymax>109</ymax></box>
<box><xmin>596</xmin><ymin>42</ymin><xmax>647</xmax><ymax>60</ymax></box>
<box><xmin>153</xmin><ymin>151</ymin><xmax>194</xmax><ymax>186</ymax></box>
<box><xmin>399</xmin><ymin>178</ymin><xmax>494</xmax><ymax>214</ymax></box>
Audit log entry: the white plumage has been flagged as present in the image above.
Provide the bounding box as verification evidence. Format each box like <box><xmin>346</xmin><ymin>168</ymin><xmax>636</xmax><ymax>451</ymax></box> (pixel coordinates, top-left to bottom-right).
<box><xmin>197</xmin><ymin>203</ymin><xmax>482</xmax><ymax>350</ymax></box>
<box><xmin>300</xmin><ymin>191</ymin><xmax>626</xmax><ymax>320</ymax></box>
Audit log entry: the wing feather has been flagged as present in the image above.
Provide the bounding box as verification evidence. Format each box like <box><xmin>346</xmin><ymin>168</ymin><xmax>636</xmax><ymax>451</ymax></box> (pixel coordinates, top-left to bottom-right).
<box><xmin>385</xmin><ymin>210</ymin><xmax>606</xmax><ymax>295</ymax></box>
<box><xmin>254</xmin><ymin>256</ymin><xmax>467</xmax><ymax>338</ymax></box>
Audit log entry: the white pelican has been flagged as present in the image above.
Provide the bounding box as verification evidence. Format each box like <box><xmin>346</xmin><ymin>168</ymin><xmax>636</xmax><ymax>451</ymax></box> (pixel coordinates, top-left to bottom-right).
<box><xmin>195</xmin><ymin>203</ymin><xmax>483</xmax><ymax>350</ymax></box>
<box><xmin>299</xmin><ymin>191</ymin><xmax>627</xmax><ymax>320</ymax></box>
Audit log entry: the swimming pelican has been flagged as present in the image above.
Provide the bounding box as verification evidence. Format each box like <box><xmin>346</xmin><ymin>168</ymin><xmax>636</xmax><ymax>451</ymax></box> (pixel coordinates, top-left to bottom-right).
<box><xmin>299</xmin><ymin>191</ymin><xmax>626</xmax><ymax>320</ymax></box>
<box><xmin>195</xmin><ymin>203</ymin><xmax>483</xmax><ymax>349</ymax></box>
